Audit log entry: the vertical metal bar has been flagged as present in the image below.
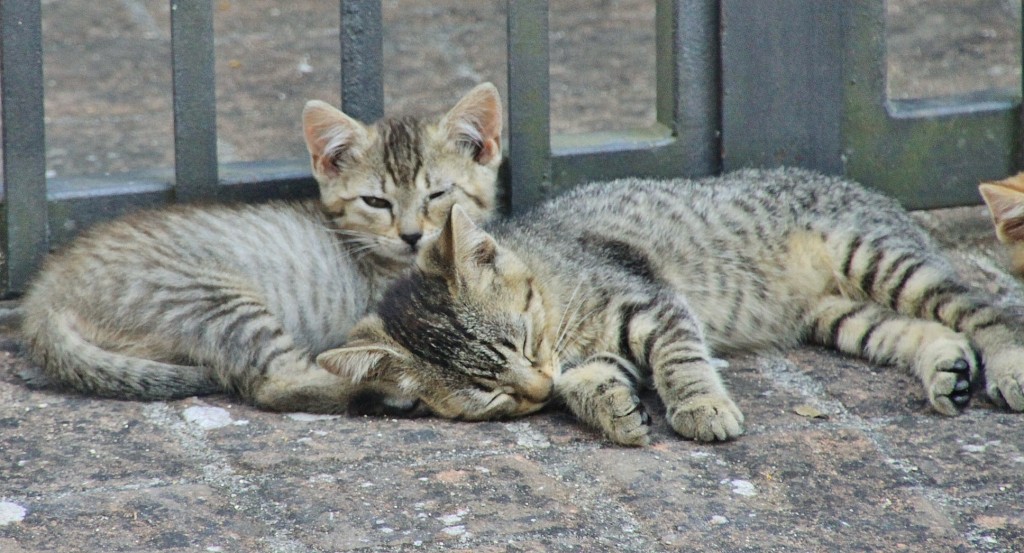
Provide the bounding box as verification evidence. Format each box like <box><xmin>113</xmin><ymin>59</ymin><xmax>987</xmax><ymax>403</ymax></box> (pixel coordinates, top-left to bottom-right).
<box><xmin>170</xmin><ymin>0</ymin><xmax>218</xmax><ymax>201</ymax></box>
<box><xmin>1020</xmin><ymin>0</ymin><xmax>1024</xmax><ymax>172</ymax></box>
<box><xmin>720</xmin><ymin>0</ymin><xmax>847</xmax><ymax>173</ymax></box>
<box><xmin>657</xmin><ymin>0</ymin><xmax>720</xmax><ymax>175</ymax></box>
<box><xmin>1</xmin><ymin>0</ymin><xmax>49</xmax><ymax>294</ymax></box>
<box><xmin>506</xmin><ymin>0</ymin><xmax>551</xmax><ymax>213</ymax></box>
<box><xmin>340</xmin><ymin>0</ymin><xmax>384</xmax><ymax>123</ymax></box>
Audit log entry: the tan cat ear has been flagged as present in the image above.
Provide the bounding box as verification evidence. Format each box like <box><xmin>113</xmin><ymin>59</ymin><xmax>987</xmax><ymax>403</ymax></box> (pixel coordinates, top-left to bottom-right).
<box><xmin>421</xmin><ymin>205</ymin><xmax>498</xmax><ymax>281</ymax></box>
<box><xmin>980</xmin><ymin>180</ymin><xmax>1024</xmax><ymax>243</ymax></box>
<box><xmin>302</xmin><ymin>100</ymin><xmax>369</xmax><ymax>178</ymax></box>
<box><xmin>317</xmin><ymin>345</ymin><xmax>407</xmax><ymax>383</ymax></box>
<box><xmin>316</xmin><ymin>316</ymin><xmax>408</xmax><ymax>383</ymax></box>
<box><xmin>441</xmin><ymin>82</ymin><xmax>503</xmax><ymax>166</ymax></box>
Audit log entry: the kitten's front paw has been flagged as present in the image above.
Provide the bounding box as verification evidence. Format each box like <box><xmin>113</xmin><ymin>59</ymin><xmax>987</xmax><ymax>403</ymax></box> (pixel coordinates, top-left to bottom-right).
<box><xmin>595</xmin><ymin>385</ymin><xmax>651</xmax><ymax>447</ymax></box>
<box><xmin>667</xmin><ymin>395</ymin><xmax>744</xmax><ymax>442</ymax></box>
<box><xmin>983</xmin><ymin>350</ymin><xmax>1024</xmax><ymax>411</ymax></box>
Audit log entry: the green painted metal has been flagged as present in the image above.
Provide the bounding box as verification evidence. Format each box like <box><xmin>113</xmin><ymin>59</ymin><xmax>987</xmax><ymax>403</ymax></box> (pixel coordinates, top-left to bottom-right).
<box><xmin>2</xmin><ymin>0</ymin><xmax>1022</xmax><ymax>298</ymax></box>
<box><xmin>721</xmin><ymin>0</ymin><xmax>1021</xmax><ymax>210</ymax></box>
<box><xmin>841</xmin><ymin>1</ymin><xmax>1021</xmax><ymax>209</ymax></box>
<box><xmin>508</xmin><ymin>0</ymin><xmax>721</xmax><ymax>212</ymax></box>
<box><xmin>1</xmin><ymin>0</ymin><xmax>48</xmax><ymax>294</ymax></box>
<box><xmin>170</xmin><ymin>0</ymin><xmax>219</xmax><ymax>202</ymax></box>
<box><xmin>340</xmin><ymin>0</ymin><xmax>384</xmax><ymax>123</ymax></box>
<box><xmin>506</xmin><ymin>0</ymin><xmax>552</xmax><ymax>214</ymax></box>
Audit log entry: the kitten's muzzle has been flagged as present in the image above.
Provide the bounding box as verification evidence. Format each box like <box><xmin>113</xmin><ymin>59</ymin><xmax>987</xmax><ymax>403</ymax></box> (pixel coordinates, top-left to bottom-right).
<box><xmin>517</xmin><ymin>376</ymin><xmax>554</xmax><ymax>404</ymax></box>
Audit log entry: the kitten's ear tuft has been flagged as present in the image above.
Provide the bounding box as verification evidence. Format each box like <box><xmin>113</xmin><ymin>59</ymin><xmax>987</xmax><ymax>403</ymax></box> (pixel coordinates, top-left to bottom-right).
<box><xmin>421</xmin><ymin>205</ymin><xmax>498</xmax><ymax>281</ymax></box>
<box><xmin>441</xmin><ymin>82</ymin><xmax>503</xmax><ymax>166</ymax></box>
<box><xmin>316</xmin><ymin>316</ymin><xmax>407</xmax><ymax>383</ymax></box>
<box><xmin>302</xmin><ymin>100</ymin><xmax>369</xmax><ymax>178</ymax></box>
<box><xmin>980</xmin><ymin>178</ymin><xmax>1024</xmax><ymax>243</ymax></box>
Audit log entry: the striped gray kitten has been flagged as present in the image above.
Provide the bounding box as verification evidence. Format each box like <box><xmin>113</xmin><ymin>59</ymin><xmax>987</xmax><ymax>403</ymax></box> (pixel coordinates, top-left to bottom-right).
<box><xmin>319</xmin><ymin>168</ymin><xmax>1024</xmax><ymax>445</ymax></box>
<box><xmin>20</xmin><ymin>83</ymin><xmax>503</xmax><ymax>413</ymax></box>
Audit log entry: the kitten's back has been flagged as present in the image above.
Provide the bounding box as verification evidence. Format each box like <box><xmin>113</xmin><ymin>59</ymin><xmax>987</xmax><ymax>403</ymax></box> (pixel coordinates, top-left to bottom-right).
<box><xmin>506</xmin><ymin>168</ymin><xmax>943</xmax><ymax>350</ymax></box>
<box><xmin>20</xmin><ymin>200</ymin><xmax>363</xmax><ymax>398</ymax></box>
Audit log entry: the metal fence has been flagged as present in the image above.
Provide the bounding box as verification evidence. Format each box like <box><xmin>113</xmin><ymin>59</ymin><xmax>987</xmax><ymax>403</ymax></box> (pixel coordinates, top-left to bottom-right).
<box><xmin>1</xmin><ymin>0</ymin><xmax>1021</xmax><ymax>298</ymax></box>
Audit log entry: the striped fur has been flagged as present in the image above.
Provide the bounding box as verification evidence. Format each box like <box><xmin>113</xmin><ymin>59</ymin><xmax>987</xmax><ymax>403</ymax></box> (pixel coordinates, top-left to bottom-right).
<box><xmin>20</xmin><ymin>83</ymin><xmax>502</xmax><ymax>412</ymax></box>
<box><xmin>319</xmin><ymin>168</ymin><xmax>1024</xmax><ymax>445</ymax></box>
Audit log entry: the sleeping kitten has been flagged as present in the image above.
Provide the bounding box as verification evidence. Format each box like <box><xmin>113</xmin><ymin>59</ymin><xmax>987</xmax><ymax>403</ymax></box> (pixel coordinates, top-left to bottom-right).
<box><xmin>979</xmin><ymin>172</ymin><xmax>1024</xmax><ymax>275</ymax></box>
<box><xmin>20</xmin><ymin>83</ymin><xmax>503</xmax><ymax>413</ymax></box>
<box><xmin>319</xmin><ymin>168</ymin><xmax>1024</xmax><ymax>445</ymax></box>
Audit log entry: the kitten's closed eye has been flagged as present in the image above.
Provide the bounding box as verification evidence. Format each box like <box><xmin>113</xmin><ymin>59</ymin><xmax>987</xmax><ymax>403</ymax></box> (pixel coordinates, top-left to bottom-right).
<box><xmin>428</xmin><ymin>189</ymin><xmax>449</xmax><ymax>201</ymax></box>
<box><xmin>361</xmin><ymin>196</ymin><xmax>392</xmax><ymax>210</ymax></box>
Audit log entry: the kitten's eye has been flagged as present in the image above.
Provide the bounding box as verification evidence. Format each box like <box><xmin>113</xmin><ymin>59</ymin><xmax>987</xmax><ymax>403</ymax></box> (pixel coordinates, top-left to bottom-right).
<box><xmin>361</xmin><ymin>196</ymin><xmax>392</xmax><ymax>210</ymax></box>
<box><xmin>427</xmin><ymin>188</ymin><xmax>449</xmax><ymax>201</ymax></box>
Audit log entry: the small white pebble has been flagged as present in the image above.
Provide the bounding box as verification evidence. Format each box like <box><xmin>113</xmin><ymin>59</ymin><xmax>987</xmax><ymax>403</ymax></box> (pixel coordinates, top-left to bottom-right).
<box><xmin>183</xmin><ymin>406</ymin><xmax>233</xmax><ymax>430</ymax></box>
<box><xmin>285</xmin><ymin>413</ymin><xmax>340</xmax><ymax>422</ymax></box>
<box><xmin>730</xmin><ymin>479</ymin><xmax>757</xmax><ymax>497</ymax></box>
<box><xmin>710</xmin><ymin>515</ymin><xmax>729</xmax><ymax>525</ymax></box>
<box><xmin>0</xmin><ymin>501</ymin><xmax>27</xmax><ymax>525</ymax></box>
<box><xmin>439</xmin><ymin>514</ymin><xmax>463</xmax><ymax>525</ymax></box>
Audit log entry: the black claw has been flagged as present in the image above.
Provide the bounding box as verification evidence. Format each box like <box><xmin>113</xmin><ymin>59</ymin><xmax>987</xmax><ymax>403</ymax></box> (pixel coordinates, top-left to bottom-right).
<box><xmin>639</xmin><ymin>403</ymin><xmax>651</xmax><ymax>425</ymax></box>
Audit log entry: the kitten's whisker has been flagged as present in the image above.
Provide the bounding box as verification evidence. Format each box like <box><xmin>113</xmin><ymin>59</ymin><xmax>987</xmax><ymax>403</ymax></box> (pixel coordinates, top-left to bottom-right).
<box><xmin>554</xmin><ymin>278</ymin><xmax>583</xmax><ymax>340</ymax></box>
<box><xmin>554</xmin><ymin>278</ymin><xmax>586</xmax><ymax>354</ymax></box>
<box><xmin>556</xmin><ymin>304</ymin><xmax>605</xmax><ymax>356</ymax></box>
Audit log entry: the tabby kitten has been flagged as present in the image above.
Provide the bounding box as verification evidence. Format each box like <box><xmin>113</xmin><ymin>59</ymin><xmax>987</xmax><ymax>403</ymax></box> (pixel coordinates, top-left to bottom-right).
<box><xmin>979</xmin><ymin>172</ymin><xmax>1024</xmax><ymax>275</ymax></box>
<box><xmin>20</xmin><ymin>83</ymin><xmax>503</xmax><ymax>413</ymax></box>
<box><xmin>319</xmin><ymin>168</ymin><xmax>1024</xmax><ymax>445</ymax></box>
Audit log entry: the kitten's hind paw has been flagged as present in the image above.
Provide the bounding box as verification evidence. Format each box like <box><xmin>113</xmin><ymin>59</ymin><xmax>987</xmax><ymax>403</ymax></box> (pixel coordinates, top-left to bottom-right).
<box><xmin>927</xmin><ymin>357</ymin><xmax>973</xmax><ymax>416</ymax></box>
<box><xmin>596</xmin><ymin>385</ymin><xmax>651</xmax><ymax>447</ymax></box>
<box><xmin>668</xmin><ymin>395</ymin><xmax>744</xmax><ymax>442</ymax></box>
<box><xmin>982</xmin><ymin>350</ymin><xmax>1024</xmax><ymax>411</ymax></box>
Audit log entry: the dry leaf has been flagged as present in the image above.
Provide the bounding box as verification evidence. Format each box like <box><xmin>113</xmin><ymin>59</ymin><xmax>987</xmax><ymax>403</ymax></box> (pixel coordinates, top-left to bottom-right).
<box><xmin>794</xmin><ymin>404</ymin><xmax>828</xmax><ymax>419</ymax></box>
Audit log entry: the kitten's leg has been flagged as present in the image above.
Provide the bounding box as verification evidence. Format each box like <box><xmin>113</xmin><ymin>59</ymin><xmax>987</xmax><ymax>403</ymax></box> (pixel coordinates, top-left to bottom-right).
<box><xmin>886</xmin><ymin>267</ymin><xmax>1024</xmax><ymax>411</ymax></box>
<box><xmin>164</xmin><ymin>282</ymin><xmax>355</xmax><ymax>413</ymax></box>
<box><xmin>805</xmin><ymin>296</ymin><xmax>975</xmax><ymax>415</ymax></box>
<box><xmin>837</xmin><ymin>238</ymin><xmax>1024</xmax><ymax>411</ymax></box>
<box><xmin>618</xmin><ymin>293</ymin><xmax>744</xmax><ymax>441</ymax></box>
<box><xmin>556</xmin><ymin>356</ymin><xmax>651</xmax><ymax>446</ymax></box>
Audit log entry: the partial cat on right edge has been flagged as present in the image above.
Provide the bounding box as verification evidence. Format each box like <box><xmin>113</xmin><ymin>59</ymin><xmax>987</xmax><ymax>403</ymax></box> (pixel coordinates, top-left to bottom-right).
<box><xmin>980</xmin><ymin>173</ymin><xmax>1024</xmax><ymax>276</ymax></box>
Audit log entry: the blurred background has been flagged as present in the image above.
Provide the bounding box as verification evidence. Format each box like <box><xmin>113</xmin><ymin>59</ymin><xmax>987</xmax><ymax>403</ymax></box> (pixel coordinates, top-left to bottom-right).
<box><xmin>7</xmin><ymin>0</ymin><xmax>1021</xmax><ymax>181</ymax></box>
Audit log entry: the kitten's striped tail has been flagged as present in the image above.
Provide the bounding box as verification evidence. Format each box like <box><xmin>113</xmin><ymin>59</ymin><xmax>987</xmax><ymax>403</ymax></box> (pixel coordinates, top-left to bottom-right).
<box><xmin>26</xmin><ymin>309</ymin><xmax>220</xmax><ymax>400</ymax></box>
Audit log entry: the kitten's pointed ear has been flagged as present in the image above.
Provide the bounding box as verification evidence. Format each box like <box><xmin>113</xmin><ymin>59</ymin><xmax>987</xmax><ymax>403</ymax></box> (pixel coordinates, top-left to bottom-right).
<box><xmin>441</xmin><ymin>82</ymin><xmax>503</xmax><ymax>166</ymax></box>
<box><xmin>420</xmin><ymin>204</ymin><xmax>498</xmax><ymax>281</ymax></box>
<box><xmin>316</xmin><ymin>315</ymin><xmax>408</xmax><ymax>384</ymax></box>
<box><xmin>302</xmin><ymin>100</ymin><xmax>369</xmax><ymax>178</ymax></box>
<box><xmin>980</xmin><ymin>177</ymin><xmax>1024</xmax><ymax>243</ymax></box>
